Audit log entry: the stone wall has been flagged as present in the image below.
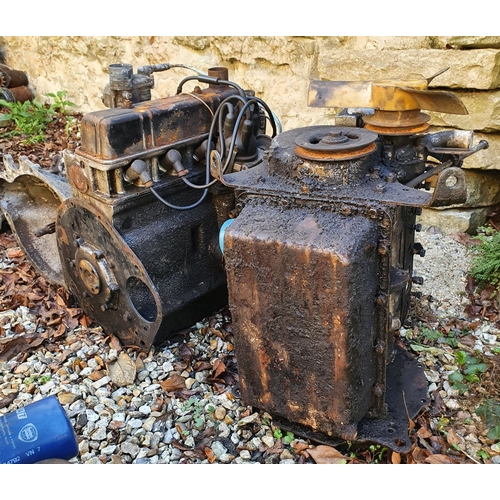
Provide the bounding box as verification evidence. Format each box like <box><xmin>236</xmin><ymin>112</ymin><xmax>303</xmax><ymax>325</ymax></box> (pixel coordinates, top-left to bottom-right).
<box><xmin>1</xmin><ymin>36</ymin><xmax>500</xmax><ymax>233</ymax></box>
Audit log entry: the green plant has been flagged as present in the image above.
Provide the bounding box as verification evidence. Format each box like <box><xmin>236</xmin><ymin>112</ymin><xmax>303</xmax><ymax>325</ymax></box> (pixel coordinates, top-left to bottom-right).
<box><xmin>469</xmin><ymin>226</ymin><xmax>500</xmax><ymax>297</ymax></box>
<box><xmin>283</xmin><ymin>431</ymin><xmax>295</xmax><ymax>444</ymax></box>
<box><xmin>476</xmin><ymin>400</ymin><xmax>500</xmax><ymax>441</ymax></box>
<box><xmin>181</xmin><ymin>396</ymin><xmax>205</xmax><ymax>429</ymax></box>
<box><xmin>0</xmin><ymin>98</ymin><xmax>55</xmax><ymax>144</ymax></box>
<box><xmin>273</xmin><ymin>428</ymin><xmax>283</xmax><ymax>439</ymax></box>
<box><xmin>46</xmin><ymin>90</ymin><xmax>75</xmax><ymax>115</ymax></box>
<box><xmin>449</xmin><ymin>350</ymin><xmax>488</xmax><ymax>394</ymax></box>
<box><xmin>477</xmin><ymin>449</ymin><xmax>490</xmax><ymax>461</ymax></box>
<box><xmin>23</xmin><ymin>374</ymin><xmax>51</xmax><ymax>386</ymax></box>
<box><xmin>368</xmin><ymin>444</ymin><xmax>387</xmax><ymax>463</ymax></box>
<box><xmin>411</xmin><ymin>325</ymin><xmax>464</xmax><ymax>349</ymax></box>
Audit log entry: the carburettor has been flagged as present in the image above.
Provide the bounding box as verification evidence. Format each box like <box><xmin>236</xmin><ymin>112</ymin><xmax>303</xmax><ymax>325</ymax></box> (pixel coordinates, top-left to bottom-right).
<box><xmin>219</xmin><ymin>72</ymin><xmax>488</xmax><ymax>451</ymax></box>
<box><xmin>0</xmin><ymin>63</ymin><xmax>277</xmax><ymax>351</ymax></box>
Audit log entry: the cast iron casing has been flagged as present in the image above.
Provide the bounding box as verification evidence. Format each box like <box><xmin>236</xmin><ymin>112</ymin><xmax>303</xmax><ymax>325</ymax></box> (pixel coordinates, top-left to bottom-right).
<box><xmin>222</xmin><ymin>125</ymin><xmax>433</xmax><ymax>449</ymax></box>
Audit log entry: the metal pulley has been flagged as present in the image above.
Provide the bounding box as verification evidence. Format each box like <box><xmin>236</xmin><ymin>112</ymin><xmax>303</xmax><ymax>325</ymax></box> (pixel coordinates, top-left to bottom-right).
<box><xmin>294</xmin><ymin>126</ymin><xmax>378</xmax><ymax>161</ymax></box>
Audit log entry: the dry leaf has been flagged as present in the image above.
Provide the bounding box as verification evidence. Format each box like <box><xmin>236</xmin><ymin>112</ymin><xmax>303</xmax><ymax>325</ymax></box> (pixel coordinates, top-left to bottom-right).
<box><xmin>179</xmin><ymin>343</ymin><xmax>193</xmax><ymax>365</ymax></box>
<box><xmin>204</xmin><ymin>447</ymin><xmax>217</xmax><ymax>463</ymax></box>
<box><xmin>292</xmin><ymin>442</ymin><xmax>310</xmax><ymax>454</ymax></box>
<box><xmin>307</xmin><ymin>445</ymin><xmax>348</xmax><ymax>464</ymax></box>
<box><xmin>108</xmin><ymin>351</ymin><xmax>137</xmax><ymax>387</ymax></box>
<box><xmin>425</xmin><ymin>454</ymin><xmax>458</xmax><ymax>464</ymax></box>
<box><xmin>212</xmin><ymin>358</ymin><xmax>227</xmax><ymax>379</ymax></box>
<box><xmin>6</xmin><ymin>247</ymin><xmax>24</xmax><ymax>259</ymax></box>
<box><xmin>391</xmin><ymin>451</ymin><xmax>401</xmax><ymax>464</ymax></box>
<box><xmin>0</xmin><ymin>336</ymin><xmax>30</xmax><ymax>361</ymax></box>
<box><xmin>446</xmin><ymin>429</ymin><xmax>464</xmax><ymax>448</ymax></box>
<box><xmin>160</xmin><ymin>373</ymin><xmax>186</xmax><ymax>392</ymax></box>
<box><xmin>108</xmin><ymin>334</ymin><xmax>122</xmax><ymax>351</ymax></box>
<box><xmin>417</xmin><ymin>426</ymin><xmax>433</xmax><ymax>439</ymax></box>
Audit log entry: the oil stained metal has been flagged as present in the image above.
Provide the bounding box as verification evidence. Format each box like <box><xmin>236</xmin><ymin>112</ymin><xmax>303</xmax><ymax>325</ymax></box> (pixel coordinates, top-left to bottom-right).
<box><xmin>222</xmin><ymin>125</ymin><xmax>434</xmax><ymax>450</ymax></box>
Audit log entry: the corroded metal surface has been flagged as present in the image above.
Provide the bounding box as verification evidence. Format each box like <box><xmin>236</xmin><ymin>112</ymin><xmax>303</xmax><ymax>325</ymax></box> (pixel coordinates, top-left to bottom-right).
<box><xmin>222</xmin><ymin>112</ymin><xmax>486</xmax><ymax>448</ymax></box>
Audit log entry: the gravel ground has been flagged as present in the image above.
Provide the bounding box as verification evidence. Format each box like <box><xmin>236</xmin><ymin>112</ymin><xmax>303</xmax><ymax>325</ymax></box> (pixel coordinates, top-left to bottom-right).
<box><xmin>1</xmin><ymin>222</ymin><xmax>499</xmax><ymax>465</ymax></box>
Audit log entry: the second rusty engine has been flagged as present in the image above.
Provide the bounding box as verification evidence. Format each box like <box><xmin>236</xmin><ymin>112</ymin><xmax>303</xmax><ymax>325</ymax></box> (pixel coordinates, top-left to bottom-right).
<box><xmin>218</xmin><ymin>73</ymin><xmax>487</xmax><ymax>450</ymax></box>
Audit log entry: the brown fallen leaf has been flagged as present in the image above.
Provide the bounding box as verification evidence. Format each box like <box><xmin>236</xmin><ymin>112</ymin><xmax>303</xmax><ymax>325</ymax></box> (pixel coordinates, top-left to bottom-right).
<box><xmin>391</xmin><ymin>451</ymin><xmax>401</xmax><ymax>464</ymax></box>
<box><xmin>0</xmin><ymin>392</ymin><xmax>18</xmax><ymax>409</ymax></box>
<box><xmin>160</xmin><ymin>373</ymin><xmax>186</xmax><ymax>392</ymax></box>
<box><xmin>411</xmin><ymin>446</ymin><xmax>431</xmax><ymax>463</ymax></box>
<box><xmin>417</xmin><ymin>426</ymin><xmax>433</xmax><ymax>439</ymax></box>
<box><xmin>446</xmin><ymin>429</ymin><xmax>464</xmax><ymax>448</ymax></box>
<box><xmin>425</xmin><ymin>454</ymin><xmax>459</xmax><ymax>464</ymax></box>
<box><xmin>212</xmin><ymin>358</ymin><xmax>227</xmax><ymax>379</ymax></box>
<box><xmin>0</xmin><ymin>336</ymin><xmax>30</xmax><ymax>361</ymax></box>
<box><xmin>179</xmin><ymin>343</ymin><xmax>193</xmax><ymax>365</ymax></box>
<box><xmin>292</xmin><ymin>442</ymin><xmax>311</xmax><ymax>454</ymax></box>
<box><xmin>204</xmin><ymin>447</ymin><xmax>217</xmax><ymax>464</ymax></box>
<box><xmin>107</xmin><ymin>351</ymin><xmax>136</xmax><ymax>387</ymax></box>
<box><xmin>88</xmin><ymin>370</ymin><xmax>105</xmax><ymax>382</ymax></box>
<box><xmin>194</xmin><ymin>360</ymin><xmax>212</xmax><ymax>372</ymax></box>
<box><xmin>6</xmin><ymin>247</ymin><xmax>25</xmax><ymax>259</ymax></box>
<box><xmin>307</xmin><ymin>445</ymin><xmax>348</xmax><ymax>464</ymax></box>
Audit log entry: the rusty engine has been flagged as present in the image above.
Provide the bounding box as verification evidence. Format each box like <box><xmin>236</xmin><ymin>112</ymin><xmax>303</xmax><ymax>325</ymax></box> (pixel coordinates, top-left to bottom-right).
<box><xmin>0</xmin><ymin>64</ymin><xmax>487</xmax><ymax>451</ymax></box>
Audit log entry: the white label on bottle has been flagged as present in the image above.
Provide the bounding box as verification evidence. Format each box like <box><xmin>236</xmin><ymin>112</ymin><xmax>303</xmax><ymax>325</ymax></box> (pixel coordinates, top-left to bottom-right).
<box><xmin>16</xmin><ymin>407</ymin><xmax>28</xmax><ymax>419</ymax></box>
<box><xmin>18</xmin><ymin>423</ymin><xmax>38</xmax><ymax>443</ymax></box>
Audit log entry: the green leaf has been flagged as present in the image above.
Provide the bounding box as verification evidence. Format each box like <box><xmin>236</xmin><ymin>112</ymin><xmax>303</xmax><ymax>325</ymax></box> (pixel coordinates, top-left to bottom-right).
<box><xmin>455</xmin><ymin>350</ymin><xmax>467</xmax><ymax>365</ymax></box>
<box><xmin>449</xmin><ymin>371</ymin><xmax>464</xmax><ymax>382</ymax></box>
<box><xmin>477</xmin><ymin>450</ymin><xmax>490</xmax><ymax>460</ymax></box>
<box><xmin>464</xmin><ymin>363</ymin><xmax>487</xmax><ymax>375</ymax></box>
<box><xmin>465</xmin><ymin>373</ymin><xmax>480</xmax><ymax>383</ymax></box>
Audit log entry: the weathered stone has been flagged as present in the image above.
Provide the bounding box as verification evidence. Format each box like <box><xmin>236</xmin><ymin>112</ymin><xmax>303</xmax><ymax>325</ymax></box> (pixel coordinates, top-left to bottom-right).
<box><xmin>316</xmin><ymin>49</ymin><xmax>500</xmax><ymax>89</ymax></box>
<box><xmin>460</xmin><ymin>132</ymin><xmax>500</xmax><ymax>170</ymax></box>
<box><xmin>419</xmin><ymin>206</ymin><xmax>491</xmax><ymax>234</ymax></box>
<box><xmin>450</xmin><ymin>170</ymin><xmax>500</xmax><ymax>208</ymax></box>
<box><xmin>445</xmin><ymin>37</ymin><xmax>500</xmax><ymax>49</ymax></box>
<box><xmin>429</xmin><ymin>90</ymin><xmax>500</xmax><ymax>133</ymax></box>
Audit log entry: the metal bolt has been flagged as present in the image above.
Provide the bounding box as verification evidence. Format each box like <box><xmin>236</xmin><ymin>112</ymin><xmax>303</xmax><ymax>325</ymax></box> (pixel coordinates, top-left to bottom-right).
<box><xmin>412</xmin><ymin>276</ymin><xmax>424</xmax><ymax>285</ymax></box>
<box><xmin>374</xmin><ymin>183</ymin><xmax>385</xmax><ymax>193</ymax></box>
<box><xmin>378</xmin><ymin>244</ymin><xmax>388</xmax><ymax>255</ymax></box>
<box><xmin>123</xmin><ymin>311</ymin><xmax>131</xmax><ymax>321</ymax></box>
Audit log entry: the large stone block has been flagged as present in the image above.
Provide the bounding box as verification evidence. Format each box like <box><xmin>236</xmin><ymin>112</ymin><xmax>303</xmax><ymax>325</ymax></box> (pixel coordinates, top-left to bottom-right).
<box><xmin>445</xmin><ymin>37</ymin><xmax>500</xmax><ymax>49</ymax></box>
<box><xmin>429</xmin><ymin>90</ymin><xmax>500</xmax><ymax>133</ymax></box>
<box><xmin>419</xmin><ymin>207</ymin><xmax>491</xmax><ymax>234</ymax></box>
<box><xmin>316</xmin><ymin>49</ymin><xmax>500</xmax><ymax>90</ymax></box>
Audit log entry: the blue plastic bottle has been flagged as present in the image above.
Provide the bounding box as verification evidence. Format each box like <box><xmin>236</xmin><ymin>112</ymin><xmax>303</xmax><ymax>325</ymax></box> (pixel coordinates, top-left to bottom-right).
<box><xmin>0</xmin><ymin>395</ymin><xmax>79</xmax><ymax>464</ymax></box>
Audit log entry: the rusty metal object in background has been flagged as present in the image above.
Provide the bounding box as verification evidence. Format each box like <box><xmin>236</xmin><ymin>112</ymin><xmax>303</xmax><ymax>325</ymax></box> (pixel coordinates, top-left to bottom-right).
<box><xmin>221</xmin><ymin>71</ymin><xmax>487</xmax><ymax>451</ymax></box>
<box><xmin>0</xmin><ymin>86</ymin><xmax>34</xmax><ymax>104</ymax></box>
<box><xmin>0</xmin><ymin>64</ymin><xmax>29</xmax><ymax>88</ymax></box>
<box><xmin>0</xmin><ymin>64</ymin><xmax>277</xmax><ymax>351</ymax></box>
<box><xmin>0</xmin><ymin>64</ymin><xmax>33</xmax><ymax>103</ymax></box>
